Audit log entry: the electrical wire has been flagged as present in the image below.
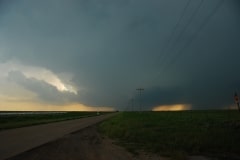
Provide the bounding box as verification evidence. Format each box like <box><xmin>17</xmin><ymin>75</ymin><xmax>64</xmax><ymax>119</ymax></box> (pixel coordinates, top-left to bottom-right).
<box><xmin>164</xmin><ymin>0</ymin><xmax>225</xmax><ymax>71</ymax></box>
<box><xmin>155</xmin><ymin>0</ymin><xmax>191</xmax><ymax>67</ymax></box>
<box><xmin>159</xmin><ymin>0</ymin><xmax>204</xmax><ymax>70</ymax></box>
<box><xmin>140</xmin><ymin>0</ymin><xmax>205</xmax><ymax>87</ymax></box>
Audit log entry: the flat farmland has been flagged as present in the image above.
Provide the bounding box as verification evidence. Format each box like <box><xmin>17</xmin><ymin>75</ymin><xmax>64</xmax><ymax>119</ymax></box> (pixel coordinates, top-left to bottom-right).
<box><xmin>99</xmin><ymin>111</ymin><xmax>240</xmax><ymax>159</ymax></box>
<box><xmin>0</xmin><ymin>111</ymin><xmax>109</xmax><ymax>130</ymax></box>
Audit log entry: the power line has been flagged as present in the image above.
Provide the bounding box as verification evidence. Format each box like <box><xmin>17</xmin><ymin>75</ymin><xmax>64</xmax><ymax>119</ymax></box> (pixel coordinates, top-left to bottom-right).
<box><xmin>159</xmin><ymin>0</ymin><xmax>204</xmax><ymax>70</ymax></box>
<box><xmin>140</xmin><ymin>0</ymin><xmax>204</xmax><ymax>87</ymax></box>
<box><xmin>130</xmin><ymin>98</ymin><xmax>135</xmax><ymax>111</ymax></box>
<box><xmin>133</xmin><ymin>0</ymin><xmax>224</xmax><ymax>110</ymax></box>
<box><xmin>155</xmin><ymin>0</ymin><xmax>191</xmax><ymax>67</ymax></box>
<box><xmin>136</xmin><ymin>88</ymin><xmax>144</xmax><ymax>111</ymax></box>
<box><xmin>164</xmin><ymin>0</ymin><xmax>225</xmax><ymax>70</ymax></box>
<box><xmin>138</xmin><ymin>0</ymin><xmax>191</xmax><ymax>87</ymax></box>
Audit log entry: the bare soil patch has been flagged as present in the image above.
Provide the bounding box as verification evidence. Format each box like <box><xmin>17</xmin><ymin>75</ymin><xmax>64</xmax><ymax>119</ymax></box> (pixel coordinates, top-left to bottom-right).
<box><xmin>8</xmin><ymin>125</ymin><xmax>211</xmax><ymax>160</ymax></box>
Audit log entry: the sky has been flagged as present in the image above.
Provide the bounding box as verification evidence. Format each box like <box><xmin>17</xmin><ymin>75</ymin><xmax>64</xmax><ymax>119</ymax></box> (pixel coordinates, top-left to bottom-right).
<box><xmin>0</xmin><ymin>0</ymin><xmax>240</xmax><ymax>111</ymax></box>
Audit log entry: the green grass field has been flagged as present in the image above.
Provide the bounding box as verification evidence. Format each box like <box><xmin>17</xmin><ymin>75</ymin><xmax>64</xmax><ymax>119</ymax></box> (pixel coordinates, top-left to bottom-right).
<box><xmin>99</xmin><ymin>111</ymin><xmax>240</xmax><ymax>159</ymax></box>
<box><xmin>0</xmin><ymin>111</ymin><xmax>107</xmax><ymax>130</ymax></box>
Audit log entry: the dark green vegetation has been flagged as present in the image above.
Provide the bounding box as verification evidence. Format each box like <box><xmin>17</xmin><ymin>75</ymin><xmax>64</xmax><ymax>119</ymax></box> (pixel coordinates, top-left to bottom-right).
<box><xmin>0</xmin><ymin>111</ymin><xmax>109</xmax><ymax>131</ymax></box>
<box><xmin>99</xmin><ymin>111</ymin><xmax>240</xmax><ymax>159</ymax></box>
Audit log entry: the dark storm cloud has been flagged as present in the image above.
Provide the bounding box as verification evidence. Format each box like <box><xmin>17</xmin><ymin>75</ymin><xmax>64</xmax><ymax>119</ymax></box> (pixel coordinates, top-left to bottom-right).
<box><xmin>0</xmin><ymin>0</ymin><xmax>240</xmax><ymax>110</ymax></box>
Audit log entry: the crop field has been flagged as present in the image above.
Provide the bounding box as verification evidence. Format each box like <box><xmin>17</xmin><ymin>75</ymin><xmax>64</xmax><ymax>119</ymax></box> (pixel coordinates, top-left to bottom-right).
<box><xmin>0</xmin><ymin>111</ymin><xmax>107</xmax><ymax>131</ymax></box>
<box><xmin>99</xmin><ymin>110</ymin><xmax>240</xmax><ymax>159</ymax></box>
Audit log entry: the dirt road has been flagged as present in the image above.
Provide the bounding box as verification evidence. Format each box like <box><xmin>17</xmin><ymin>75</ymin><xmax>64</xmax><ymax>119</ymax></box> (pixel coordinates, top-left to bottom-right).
<box><xmin>0</xmin><ymin>113</ymin><xmax>117</xmax><ymax>160</ymax></box>
<box><xmin>8</xmin><ymin>125</ymin><xmax>209</xmax><ymax>160</ymax></box>
<box><xmin>8</xmin><ymin>125</ymin><xmax>169</xmax><ymax>160</ymax></box>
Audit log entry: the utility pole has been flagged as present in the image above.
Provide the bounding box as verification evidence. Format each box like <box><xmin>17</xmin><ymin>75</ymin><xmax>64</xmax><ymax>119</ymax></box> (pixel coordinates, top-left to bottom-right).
<box><xmin>136</xmin><ymin>88</ymin><xmax>144</xmax><ymax>112</ymax></box>
<box><xmin>234</xmin><ymin>92</ymin><xmax>240</xmax><ymax>112</ymax></box>
<box><xmin>130</xmin><ymin>98</ymin><xmax>134</xmax><ymax>111</ymax></box>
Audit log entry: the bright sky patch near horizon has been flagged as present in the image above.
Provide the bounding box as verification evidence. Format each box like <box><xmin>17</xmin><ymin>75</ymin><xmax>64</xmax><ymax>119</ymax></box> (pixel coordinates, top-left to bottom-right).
<box><xmin>0</xmin><ymin>0</ymin><xmax>240</xmax><ymax>111</ymax></box>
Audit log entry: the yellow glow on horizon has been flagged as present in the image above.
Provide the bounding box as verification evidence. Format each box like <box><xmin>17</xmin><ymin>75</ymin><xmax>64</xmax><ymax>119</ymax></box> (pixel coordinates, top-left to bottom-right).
<box><xmin>152</xmin><ymin>104</ymin><xmax>191</xmax><ymax>111</ymax></box>
<box><xmin>225</xmin><ymin>104</ymin><xmax>239</xmax><ymax>110</ymax></box>
<box><xmin>0</xmin><ymin>100</ymin><xmax>115</xmax><ymax>112</ymax></box>
<box><xmin>60</xmin><ymin>104</ymin><xmax>116</xmax><ymax>112</ymax></box>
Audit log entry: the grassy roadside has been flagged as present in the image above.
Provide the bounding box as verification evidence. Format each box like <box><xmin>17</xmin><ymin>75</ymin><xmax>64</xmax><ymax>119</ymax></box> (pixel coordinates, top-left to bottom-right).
<box><xmin>99</xmin><ymin>111</ymin><xmax>240</xmax><ymax>159</ymax></box>
<box><xmin>0</xmin><ymin>111</ymin><xmax>109</xmax><ymax>131</ymax></box>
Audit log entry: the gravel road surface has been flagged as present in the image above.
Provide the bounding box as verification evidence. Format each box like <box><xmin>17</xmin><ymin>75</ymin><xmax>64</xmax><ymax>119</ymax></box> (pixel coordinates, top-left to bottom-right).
<box><xmin>0</xmin><ymin>113</ymin><xmax>117</xmax><ymax>160</ymax></box>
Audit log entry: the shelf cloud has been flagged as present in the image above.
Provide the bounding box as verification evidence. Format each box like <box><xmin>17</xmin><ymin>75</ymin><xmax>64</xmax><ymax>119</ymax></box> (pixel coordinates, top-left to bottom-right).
<box><xmin>0</xmin><ymin>0</ymin><xmax>239</xmax><ymax>111</ymax></box>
